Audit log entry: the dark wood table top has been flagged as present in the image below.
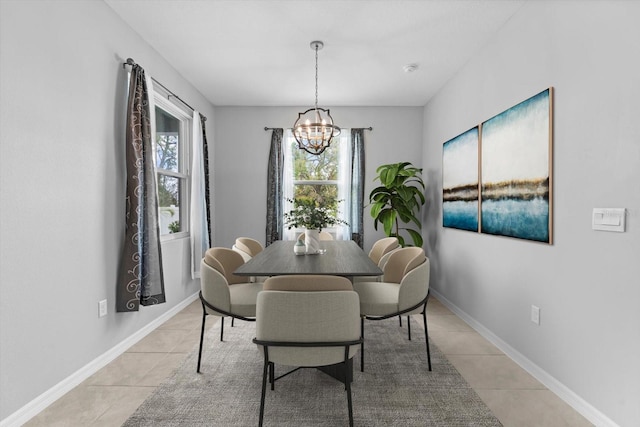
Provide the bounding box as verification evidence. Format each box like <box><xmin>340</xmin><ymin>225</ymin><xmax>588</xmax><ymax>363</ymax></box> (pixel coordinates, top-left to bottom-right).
<box><xmin>234</xmin><ymin>240</ymin><xmax>382</xmax><ymax>277</ymax></box>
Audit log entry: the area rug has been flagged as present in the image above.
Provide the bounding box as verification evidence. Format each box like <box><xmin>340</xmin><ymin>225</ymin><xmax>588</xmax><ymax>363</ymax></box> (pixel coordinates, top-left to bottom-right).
<box><xmin>123</xmin><ymin>317</ymin><xmax>502</xmax><ymax>426</ymax></box>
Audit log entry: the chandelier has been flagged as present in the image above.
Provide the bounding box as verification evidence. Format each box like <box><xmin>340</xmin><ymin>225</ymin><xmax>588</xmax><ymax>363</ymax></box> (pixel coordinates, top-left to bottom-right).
<box><xmin>293</xmin><ymin>41</ymin><xmax>340</xmax><ymax>155</ymax></box>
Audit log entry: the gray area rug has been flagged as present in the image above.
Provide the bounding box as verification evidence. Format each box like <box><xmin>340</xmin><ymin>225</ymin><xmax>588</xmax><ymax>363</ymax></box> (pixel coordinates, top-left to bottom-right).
<box><xmin>123</xmin><ymin>317</ymin><xmax>502</xmax><ymax>426</ymax></box>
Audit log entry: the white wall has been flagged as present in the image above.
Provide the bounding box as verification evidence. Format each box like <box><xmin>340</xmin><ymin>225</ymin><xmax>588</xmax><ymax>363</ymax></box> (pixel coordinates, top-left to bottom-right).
<box><xmin>0</xmin><ymin>0</ymin><xmax>215</xmax><ymax>421</ymax></box>
<box><xmin>212</xmin><ymin>106</ymin><xmax>423</xmax><ymax>253</ymax></box>
<box><xmin>422</xmin><ymin>2</ymin><xmax>640</xmax><ymax>426</ymax></box>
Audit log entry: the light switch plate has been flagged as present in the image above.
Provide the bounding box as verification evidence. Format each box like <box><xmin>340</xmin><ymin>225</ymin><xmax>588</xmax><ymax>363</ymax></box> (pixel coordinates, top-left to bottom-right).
<box><xmin>592</xmin><ymin>208</ymin><xmax>625</xmax><ymax>232</ymax></box>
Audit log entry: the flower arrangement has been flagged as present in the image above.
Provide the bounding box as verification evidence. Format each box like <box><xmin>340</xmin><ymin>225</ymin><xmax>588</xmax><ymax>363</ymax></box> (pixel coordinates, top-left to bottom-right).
<box><xmin>283</xmin><ymin>198</ymin><xmax>348</xmax><ymax>231</ymax></box>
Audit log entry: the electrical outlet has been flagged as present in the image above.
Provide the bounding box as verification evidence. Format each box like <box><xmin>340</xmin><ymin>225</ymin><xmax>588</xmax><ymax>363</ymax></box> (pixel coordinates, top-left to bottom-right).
<box><xmin>99</xmin><ymin>299</ymin><xmax>107</xmax><ymax>318</ymax></box>
<box><xmin>531</xmin><ymin>305</ymin><xmax>540</xmax><ymax>325</ymax></box>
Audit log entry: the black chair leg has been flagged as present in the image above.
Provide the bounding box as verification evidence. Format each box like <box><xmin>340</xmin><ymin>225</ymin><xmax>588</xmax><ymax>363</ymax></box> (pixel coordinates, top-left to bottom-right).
<box><xmin>220</xmin><ymin>317</ymin><xmax>225</xmax><ymax>341</ymax></box>
<box><xmin>407</xmin><ymin>315</ymin><xmax>412</xmax><ymax>341</ymax></box>
<box><xmin>259</xmin><ymin>349</ymin><xmax>269</xmax><ymax>427</ymax></box>
<box><xmin>399</xmin><ymin>315</ymin><xmax>402</xmax><ymax>327</ymax></box>
<box><xmin>346</xmin><ymin>362</ymin><xmax>354</xmax><ymax>427</ymax></box>
<box><xmin>360</xmin><ymin>317</ymin><xmax>365</xmax><ymax>372</ymax></box>
<box><xmin>231</xmin><ymin>317</ymin><xmax>235</xmax><ymax>327</ymax></box>
<box><xmin>423</xmin><ymin>310</ymin><xmax>432</xmax><ymax>371</ymax></box>
<box><xmin>270</xmin><ymin>362</ymin><xmax>275</xmax><ymax>390</ymax></box>
<box><xmin>196</xmin><ymin>311</ymin><xmax>207</xmax><ymax>373</ymax></box>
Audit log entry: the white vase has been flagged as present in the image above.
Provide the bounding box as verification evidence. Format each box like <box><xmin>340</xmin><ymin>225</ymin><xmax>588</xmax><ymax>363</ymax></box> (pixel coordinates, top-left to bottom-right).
<box><xmin>304</xmin><ymin>229</ymin><xmax>321</xmax><ymax>254</ymax></box>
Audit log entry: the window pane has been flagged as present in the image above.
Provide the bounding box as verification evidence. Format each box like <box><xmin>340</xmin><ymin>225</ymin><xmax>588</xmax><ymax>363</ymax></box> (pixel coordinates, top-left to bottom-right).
<box><xmin>155</xmin><ymin>107</ymin><xmax>180</xmax><ymax>173</ymax></box>
<box><xmin>290</xmin><ymin>139</ymin><xmax>339</xmax><ymax>181</ymax></box>
<box><xmin>293</xmin><ymin>184</ymin><xmax>339</xmax><ymax>215</ymax></box>
<box><xmin>157</xmin><ymin>174</ymin><xmax>182</xmax><ymax>235</ymax></box>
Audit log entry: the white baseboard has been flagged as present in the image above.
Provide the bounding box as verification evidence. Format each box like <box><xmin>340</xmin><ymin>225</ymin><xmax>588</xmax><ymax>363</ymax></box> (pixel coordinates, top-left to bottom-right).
<box><xmin>430</xmin><ymin>289</ymin><xmax>619</xmax><ymax>427</ymax></box>
<box><xmin>0</xmin><ymin>292</ymin><xmax>200</xmax><ymax>427</ymax></box>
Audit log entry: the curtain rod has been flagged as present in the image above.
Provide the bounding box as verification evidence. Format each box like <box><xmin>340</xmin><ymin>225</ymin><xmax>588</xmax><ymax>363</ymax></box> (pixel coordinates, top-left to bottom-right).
<box><xmin>123</xmin><ymin>58</ymin><xmax>207</xmax><ymax>121</ymax></box>
<box><xmin>264</xmin><ymin>126</ymin><xmax>372</xmax><ymax>131</ymax></box>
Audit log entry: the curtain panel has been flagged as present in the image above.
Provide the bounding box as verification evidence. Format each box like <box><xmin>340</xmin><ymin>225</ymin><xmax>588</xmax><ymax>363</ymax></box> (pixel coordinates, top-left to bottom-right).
<box><xmin>350</xmin><ymin>129</ymin><xmax>366</xmax><ymax>248</ymax></box>
<box><xmin>200</xmin><ymin>113</ymin><xmax>212</xmax><ymax>244</ymax></box>
<box><xmin>116</xmin><ymin>64</ymin><xmax>166</xmax><ymax>312</ymax></box>
<box><xmin>266</xmin><ymin>128</ymin><xmax>284</xmax><ymax>246</ymax></box>
<box><xmin>190</xmin><ymin>111</ymin><xmax>210</xmax><ymax>279</ymax></box>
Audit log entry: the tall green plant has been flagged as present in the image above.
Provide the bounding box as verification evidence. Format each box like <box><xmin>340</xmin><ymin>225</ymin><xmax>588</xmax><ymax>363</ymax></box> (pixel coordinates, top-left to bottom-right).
<box><xmin>369</xmin><ymin>162</ymin><xmax>425</xmax><ymax>247</ymax></box>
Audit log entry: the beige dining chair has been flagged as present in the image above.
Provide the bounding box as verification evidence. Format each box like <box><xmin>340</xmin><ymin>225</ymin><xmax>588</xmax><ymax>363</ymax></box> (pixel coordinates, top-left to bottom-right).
<box><xmin>353</xmin><ymin>247</ymin><xmax>431</xmax><ymax>372</ymax></box>
<box><xmin>353</xmin><ymin>237</ymin><xmax>400</xmax><ymax>283</ymax></box>
<box><xmin>232</xmin><ymin>237</ymin><xmax>267</xmax><ymax>283</ymax></box>
<box><xmin>296</xmin><ymin>230</ymin><xmax>334</xmax><ymax>241</ymax></box>
<box><xmin>232</xmin><ymin>237</ymin><xmax>264</xmax><ymax>262</ymax></box>
<box><xmin>253</xmin><ymin>275</ymin><xmax>362</xmax><ymax>427</ymax></box>
<box><xmin>197</xmin><ymin>247</ymin><xmax>263</xmax><ymax>373</ymax></box>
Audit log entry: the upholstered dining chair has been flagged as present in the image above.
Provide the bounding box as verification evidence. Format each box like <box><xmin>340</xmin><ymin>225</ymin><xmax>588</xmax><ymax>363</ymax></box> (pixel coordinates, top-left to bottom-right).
<box><xmin>232</xmin><ymin>237</ymin><xmax>266</xmax><ymax>283</ymax></box>
<box><xmin>296</xmin><ymin>230</ymin><xmax>334</xmax><ymax>241</ymax></box>
<box><xmin>353</xmin><ymin>247</ymin><xmax>431</xmax><ymax>372</ymax></box>
<box><xmin>253</xmin><ymin>275</ymin><xmax>362</xmax><ymax>427</ymax></box>
<box><xmin>197</xmin><ymin>247</ymin><xmax>263</xmax><ymax>373</ymax></box>
<box><xmin>353</xmin><ymin>237</ymin><xmax>400</xmax><ymax>283</ymax></box>
<box><xmin>232</xmin><ymin>237</ymin><xmax>264</xmax><ymax>262</ymax></box>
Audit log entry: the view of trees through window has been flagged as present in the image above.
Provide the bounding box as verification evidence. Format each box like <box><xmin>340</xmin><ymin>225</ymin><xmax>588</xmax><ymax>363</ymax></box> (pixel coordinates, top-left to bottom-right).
<box><xmin>155</xmin><ymin>106</ymin><xmax>186</xmax><ymax>235</ymax></box>
<box><xmin>290</xmin><ymin>137</ymin><xmax>340</xmax><ymax>216</ymax></box>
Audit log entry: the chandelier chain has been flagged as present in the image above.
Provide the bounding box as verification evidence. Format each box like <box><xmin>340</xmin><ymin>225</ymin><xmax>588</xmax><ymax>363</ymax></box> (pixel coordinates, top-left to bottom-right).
<box><xmin>314</xmin><ymin>44</ymin><xmax>319</xmax><ymax>109</ymax></box>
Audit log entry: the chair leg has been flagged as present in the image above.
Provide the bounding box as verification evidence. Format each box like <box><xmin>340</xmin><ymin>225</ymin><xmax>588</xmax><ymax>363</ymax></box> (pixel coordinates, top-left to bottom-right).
<box><xmin>346</xmin><ymin>362</ymin><xmax>354</xmax><ymax>427</ymax></box>
<box><xmin>259</xmin><ymin>349</ymin><xmax>269</xmax><ymax>427</ymax></box>
<box><xmin>231</xmin><ymin>317</ymin><xmax>235</xmax><ymax>327</ymax></box>
<box><xmin>220</xmin><ymin>317</ymin><xmax>225</xmax><ymax>341</ymax></box>
<box><xmin>399</xmin><ymin>315</ymin><xmax>402</xmax><ymax>327</ymax></box>
<box><xmin>360</xmin><ymin>317</ymin><xmax>365</xmax><ymax>372</ymax></box>
<box><xmin>269</xmin><ymin>362</ymin><xmax>275</xmax><ymax>391</ymax></box>
<box><xmin>423</xmin><ymin>310</ymin><xmax>432</xmax><ymax>371</ymax></box>
<box><xmin>196</xmin><ymin>311</ymin><xmax>207</xmax><ymax>373</ymax></box>
<box><xmin>407</xmin><ymin>315</ymin><xmax>412</xmax><ymax>341</ymax></box>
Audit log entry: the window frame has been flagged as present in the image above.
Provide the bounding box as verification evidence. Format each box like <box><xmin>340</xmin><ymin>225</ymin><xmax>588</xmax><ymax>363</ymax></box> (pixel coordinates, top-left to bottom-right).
<box><xmin>152</xmin><ymin>89</ymin><xmax>192</xmax><ymax>241</ymax></box>
<box><xmin>282</xmin><ymin>129</ymin><xmax>351</xmax><ymax>240</ymax></box>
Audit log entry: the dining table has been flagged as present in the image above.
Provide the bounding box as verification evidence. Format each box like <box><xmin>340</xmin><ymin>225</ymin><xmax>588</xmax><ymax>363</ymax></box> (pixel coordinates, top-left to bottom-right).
<box><xmin>234</xmin><ymin>239</ymin><xmax>381</xmax><ymax>385</ymax></box>
<box><xmin>233</xmin><ymin>240</ymin><xmax>383</xmax><ymax>279</ymax></box>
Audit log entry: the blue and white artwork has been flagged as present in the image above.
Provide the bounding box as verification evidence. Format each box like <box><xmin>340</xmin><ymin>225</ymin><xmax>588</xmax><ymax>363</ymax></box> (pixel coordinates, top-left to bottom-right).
<box><xmin>443</xmin><ymin>127</ymin><xmax>479</xmax><ymax>231</ymax></box>
<box><xmin>481</xmin><ymin>89</ymin><xmax>552</xmax><ymax>243</ymax></box>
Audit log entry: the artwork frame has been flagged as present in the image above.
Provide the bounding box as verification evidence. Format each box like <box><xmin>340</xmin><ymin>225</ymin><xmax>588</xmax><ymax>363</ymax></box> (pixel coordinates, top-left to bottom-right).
<box><xmin>441</xmin><ymin>87</ymin><xmax>553</xmax><ymax>244</ymax></box>
<box><xmin>442</xmin><ymin>127</ymin><xmax>479</xmax><ymax>232</ymax></box>
<box><xmin>481</xmin><ymin>88</ymin><xmax>553</xmax><ymax>243</ymax></box>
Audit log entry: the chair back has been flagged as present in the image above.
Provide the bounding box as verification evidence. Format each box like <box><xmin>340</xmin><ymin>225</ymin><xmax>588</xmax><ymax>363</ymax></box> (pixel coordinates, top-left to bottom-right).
<box><xmin>204</xmin><ymin>247</ymin><xmax>246</xmax><ymax>285</ymax></box>
<box><xmin>368</xmin><ymin>237</ymin><xmax>399</xmax><ymax>265</ymax></box>
<box><xmin>382</xmin><ymin>247</ymin><xmax>426</xmax><ymax>284</ymax></box>
<box><xmin>263</xmin><ymin>275</ymin><xmax>353</xmax><ymax>292</ymax></box>
<box><xmin>234</xmin><ymin>237</ymin><xmax>263</xmax><ymax>257</ymax></box>
<box><xmin>296</xmin><ymin>231</ymin><xmax>335</xmax><ymax>241</ymax></box>
<box><xmin>200</xmin><ymin>257</ymin><xmax>232</xmax><ymax>316</ymax></box>
<box><xmin>256</xmin><ymin>275</ymin><xmax>360</xmax><ymax>367</ymax></box>
<box><xmin>319</xmin><ymin>231</ymin><xmax>334</xmax><ymax>240</ymax></box>
<box><xmin>377</xmin><ymin>247</ymin><xmax>401</xmax><ymax>269</ymax></box>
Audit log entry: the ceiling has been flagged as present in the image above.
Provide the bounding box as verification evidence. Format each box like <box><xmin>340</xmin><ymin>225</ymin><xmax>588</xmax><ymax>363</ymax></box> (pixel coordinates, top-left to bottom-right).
<box><xmin>105</xmin><ymin>0</ymin><xmax>525</xmax><ymax>107</ymax></box>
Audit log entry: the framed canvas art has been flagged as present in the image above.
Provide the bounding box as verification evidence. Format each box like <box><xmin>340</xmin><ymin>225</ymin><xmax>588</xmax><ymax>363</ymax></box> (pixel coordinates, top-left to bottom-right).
<box><xmin>443</xmin><ymin>127</ymin><xmax>479</xmax><ymax>232</ymax></box>
<box><xmin>480</xmin><ymin>88</ymin><xmax>553</xmax><ymax>243</ymax></box>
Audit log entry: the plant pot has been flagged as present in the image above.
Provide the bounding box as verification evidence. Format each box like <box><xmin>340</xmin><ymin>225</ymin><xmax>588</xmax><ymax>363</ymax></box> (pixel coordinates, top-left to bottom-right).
<box><xmin>304</xmin><ymin>229</ymin><xmax>321</xmax><ymax>254</ymax></box>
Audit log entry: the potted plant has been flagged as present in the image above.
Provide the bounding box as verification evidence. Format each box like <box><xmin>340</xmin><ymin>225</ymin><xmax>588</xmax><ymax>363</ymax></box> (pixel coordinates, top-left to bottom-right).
<box><xmin>284</xmin><ymin>198</ymin><xmax>348</xmax><ymax>253</ymax></box>
<box><xmin>369</xmin><ymin>162</ymin><xmax>425</xmax><ymax>247</ymax></box>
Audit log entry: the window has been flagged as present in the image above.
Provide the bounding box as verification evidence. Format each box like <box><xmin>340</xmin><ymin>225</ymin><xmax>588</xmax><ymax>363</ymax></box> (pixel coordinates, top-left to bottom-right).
<box><xmin>283</xmin><ymin>129</ymin><xmax>351</xmax><ymax>240</ymax></box>
<box><xmin>153</xmin><ymin>91</ymin><xmax>191</xmax><ymax>239</ymax></box>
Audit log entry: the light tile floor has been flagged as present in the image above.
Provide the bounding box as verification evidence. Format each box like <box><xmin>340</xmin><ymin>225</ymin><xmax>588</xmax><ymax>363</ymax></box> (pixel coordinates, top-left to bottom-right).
<box><xmin>24</xmin><ymin>297</ymin><xmax>593</xmax><ymax>426</ymax></box>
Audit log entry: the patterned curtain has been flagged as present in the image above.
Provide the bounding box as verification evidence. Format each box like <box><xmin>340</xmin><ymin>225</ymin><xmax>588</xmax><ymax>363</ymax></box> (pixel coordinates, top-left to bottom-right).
<box><xmin>190</xmin><ymin>111</ymin><xmax>210</xmax><ymax>279</ymax></box>
<box><xmin>117</xmin><ymin>64</ymin><xmax>166</xmax><ymax>312</ymax></box>
<box><xmin>201</xmin><ymin>114</ymin><xmax>212</xmax><ymax>244</ymax></box>
<box><xmin>265</xmin><ymin>128</ymin><xmax>284</xmax><ymax>246</ymax></box>
<box><xmin>350</xmin><ymin>129</ymin><xmax>366</xmax><ymax>248</ymax></box>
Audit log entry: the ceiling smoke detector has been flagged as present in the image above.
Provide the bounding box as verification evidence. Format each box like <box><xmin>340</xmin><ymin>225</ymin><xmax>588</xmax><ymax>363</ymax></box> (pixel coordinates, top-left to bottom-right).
<box><xmin>403</xmin><ymin>63</ymin><xmax>419</xmax><ymax>73</ymax></box>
